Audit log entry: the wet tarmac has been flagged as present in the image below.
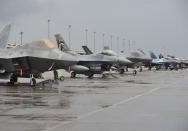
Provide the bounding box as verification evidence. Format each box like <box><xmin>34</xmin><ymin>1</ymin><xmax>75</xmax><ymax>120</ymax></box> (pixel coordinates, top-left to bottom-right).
<box><xmin>0</xmin><ymin>69</ymin><xmax>188</xmax><ymax>131</ymax></box>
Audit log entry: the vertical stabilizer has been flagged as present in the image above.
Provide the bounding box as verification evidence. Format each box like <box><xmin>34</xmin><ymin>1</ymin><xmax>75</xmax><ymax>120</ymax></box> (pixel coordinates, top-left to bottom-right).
<box><xmin>82</xmin><ymin>46</ymin><xmax>93</xmax><ymax>55</ymax></box>
<box><xmin>54</xmin><ymin>34</ymin><xmax>71</xmax><ymax>51</ymax></box>
<box><xmin>149</xmin><ymin>51</ymin><xmax>158</xmax><ymax>59</ymax></box>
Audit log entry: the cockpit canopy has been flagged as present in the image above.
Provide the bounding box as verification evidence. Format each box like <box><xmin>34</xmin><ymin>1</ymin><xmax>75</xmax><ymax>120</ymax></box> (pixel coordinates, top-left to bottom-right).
<box><xmin>129</xmin><ymin>51</ymin><xmax>144</xmax><ymax>58</ymax></box>
<box><xmin>101</xmin><ymin>49</ymin><xmax>117</xmax><ymax>56</ymax></box>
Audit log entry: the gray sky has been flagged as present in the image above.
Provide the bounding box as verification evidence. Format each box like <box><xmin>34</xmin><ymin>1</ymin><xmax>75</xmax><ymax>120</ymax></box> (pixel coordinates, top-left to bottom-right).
<box><xmin>0</xmin><ymin>0</ymin><xmax>187</xmax><ymax>57</ymax></box>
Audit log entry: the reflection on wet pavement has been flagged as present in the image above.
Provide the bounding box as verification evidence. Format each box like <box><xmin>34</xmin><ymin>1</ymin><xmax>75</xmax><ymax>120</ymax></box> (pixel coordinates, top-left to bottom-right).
<box><xmin>0</xmin><ymin>70</ymin><xmax>187</xmax><ymax>131</ymax></box>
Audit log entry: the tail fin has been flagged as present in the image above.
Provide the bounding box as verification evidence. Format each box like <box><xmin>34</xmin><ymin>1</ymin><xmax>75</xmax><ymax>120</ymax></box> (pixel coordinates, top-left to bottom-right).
<box><xmin>159</xmin><ymin>53</ymin><xmax>164</xmax><ymax>59</ymax></box>
<box><xmin>149</xmin><ymin>51</ymin><xmax>158</xmax><ymax>59</ymax></box>
<box><xmin>82</xmin><ymin>46</ymin><xmax>93</xmax><ymax>55</ymax></box>
<box><xmin>54</xmin><ymin>34</ymin><xmax>71</xmax><ymax>51</ymax></box>
<box><xmin>138</xmin><ymin>48</ymin><xmax>146</xmax><ymax>55</ymax></box>
<box><xmin>0</xmin><ymin>24</ymin><xmax>11</xmax><ymax>48</ymax></box>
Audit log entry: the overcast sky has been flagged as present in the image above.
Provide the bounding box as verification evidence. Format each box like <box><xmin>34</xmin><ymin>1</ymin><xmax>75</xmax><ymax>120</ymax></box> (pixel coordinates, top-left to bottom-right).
<box><xmin>0</xmin><ymin>0</ymin><xmax>187</xmax><ymax>57</ymax></box>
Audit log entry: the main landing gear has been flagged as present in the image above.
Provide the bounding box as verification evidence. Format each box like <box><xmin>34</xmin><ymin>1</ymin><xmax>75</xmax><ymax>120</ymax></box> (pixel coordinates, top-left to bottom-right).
<box><xmin>71</xmin><ymin>71</ymin><xmax>76</xmax><ymax>78</ymax></box>
<box><xmin>119</xmin><ymin>69</ymin><xmax>125</xmax><ymax>74</ymax></box>
<box><xmin>133</xmin><ymin>70</ymin><xmax>137</xmax><ymax>75</ymax></box>
<box><xmin>139</xmin><ymin>66</ymin><xmax>143</xmax><ymax>72</ymax></box>
<box><xmin>54</xmin><ymin>70</ymin><xmax>64</xmax><ymax>81</ymax></box>
<box><xmin>87</xmin><ymin>72</ymin><xmax>94</xmax><ymax>79</ymax></box>
<box><xmin>30</xmin><ymin>75</ymin><xmax>36</xmax><ymax>87</ymax></box>
<box><xmin>31</xmin><ymin>70</ymin><xmax>64</xmax><ymax>87</ymax></box>
<box><xmin>126</xmin><ymin>66</ymin><xmax>128</xmax><ymax>72</ymax></box>
<box><xmin>9</xmin><ymin>73</ymin><xmax>19</xmax><ymax>85</ymax></box>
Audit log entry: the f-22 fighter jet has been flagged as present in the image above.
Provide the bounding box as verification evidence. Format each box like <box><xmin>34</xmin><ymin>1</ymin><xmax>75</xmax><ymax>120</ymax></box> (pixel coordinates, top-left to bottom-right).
<box><xmin>0</xmin><ymin>25</ymin><xmax>78</xmax><ymax>86</ymax></box>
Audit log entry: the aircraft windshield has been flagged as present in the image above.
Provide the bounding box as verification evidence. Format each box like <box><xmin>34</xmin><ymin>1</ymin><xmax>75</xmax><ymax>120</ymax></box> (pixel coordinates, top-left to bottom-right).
<box><xmin>101</xmin><ymin>50</ymin><xmax>117</xmax><ymax>56</ymax></box>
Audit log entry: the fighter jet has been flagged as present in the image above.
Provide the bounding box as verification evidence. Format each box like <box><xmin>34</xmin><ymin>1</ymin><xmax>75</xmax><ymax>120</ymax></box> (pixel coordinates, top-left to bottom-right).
<box><xmin>0</xmin><ymin>39</ymin><xmax>78</xmax><ymax>86</ymax></box>
<box><xmin>126</xmin><ymin>49</ymin><xmax>152</xmax><ymax>71</ymax></box>
<box><xmin>82</xmin><ymin>45</ymin><xmax>133</xmax><ymax>74</ymax></box>
<box><xmin>54</xmin><ymin>34</ymin><xmax>128</xmax><ymax>78</ymax></box>
<box><xmin>149</xmin><ymin>51</ymin><xmax>181</xmax><ymax>70</ymax></box>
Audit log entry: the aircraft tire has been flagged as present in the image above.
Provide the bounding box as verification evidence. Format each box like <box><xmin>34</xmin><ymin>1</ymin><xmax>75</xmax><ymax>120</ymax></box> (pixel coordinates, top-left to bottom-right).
<box><xmin>71</xmin><ymin>72</ymin><xmax>76</xmax><ymax>78</ymax></box>
<box><xmin>59</xmin><ymin>76</ymin><xmax>65</xmax><ymax>81</ymax></box>
<box><xmin>133</xmin><ymin>70</ymin><xmax>137</xmax><ymax>75</ymax></box>
<box><xmin>30</xmin><ymin>78</ymin><xmax>36</xmax><ymax>87</ymax></box>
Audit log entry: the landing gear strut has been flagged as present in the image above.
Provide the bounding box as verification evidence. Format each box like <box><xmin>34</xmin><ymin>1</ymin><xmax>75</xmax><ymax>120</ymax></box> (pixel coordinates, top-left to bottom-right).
<box><xmin>54</xmin><ymin>70</ymin><xmax>59</xmax><ymax>80</ymax></box>
<box><xmin>88</xmin><ymin>72</ymin><xmax>94</xmax><ymax>79</ymax></box>
<box><xmin>30</xmin><ymin>75</ymin><xmax>36</xmax><ymax>87</ymax></box>
<box><xmin>148</xmin><ymin>66</ymin><xmax>152</xmax><ymax>71</ymax></box>
<box><xmin>133</xmin><ymin>70</ymin><xmax>137</xmax><ymax>75</ymax></box>
<box><xmin>119</xmin><ymin>69</ymin><xmax>125</xmax><ymax>74</ymax></box>
<box><xmin>126</xmin><ymin>66</ymin><xmax>128</xmax><ymax>72</ymax></box>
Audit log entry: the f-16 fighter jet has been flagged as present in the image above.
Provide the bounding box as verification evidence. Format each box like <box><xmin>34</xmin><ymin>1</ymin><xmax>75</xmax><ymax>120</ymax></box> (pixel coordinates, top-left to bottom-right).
<box><xmin>55</xmin><ymin>34</ymin><xmax>129</xmax><ymax>78</ymax></box>
<box><xmin>82</xmin><ymin>45</ymin><xmax>133</xmax><ymax>74</ymax></box>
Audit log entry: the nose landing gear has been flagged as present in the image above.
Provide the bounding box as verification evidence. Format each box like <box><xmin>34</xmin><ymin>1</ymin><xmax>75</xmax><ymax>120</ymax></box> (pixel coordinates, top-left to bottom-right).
<box><xmin>30</xmin><ymin>75</ymin><xmax>36</xmax><ymax>87</ymax></box>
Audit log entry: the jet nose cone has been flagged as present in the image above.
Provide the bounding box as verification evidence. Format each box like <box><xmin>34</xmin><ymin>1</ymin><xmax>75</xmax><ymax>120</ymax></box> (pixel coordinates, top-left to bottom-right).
<box><xmin>118</xmin><ymin>57</ymin><xmax>132</xmax><ymax>65</ymax></box>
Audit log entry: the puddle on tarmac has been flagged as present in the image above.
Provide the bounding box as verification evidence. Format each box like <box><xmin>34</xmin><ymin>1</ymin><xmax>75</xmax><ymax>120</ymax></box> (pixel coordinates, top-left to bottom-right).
<box><xmin>65</xmin><ymin>85</ymin><xmax>109</xmax><ymax>89</ymax></box>
<box><xmin>125</xmin><ymin>80</ymin><xmax>152</xmax><ymax>84</ymax></box>
<box><xmin>2</xmin><ymin>99</ymin><xmax>48</xmax><ymax>107</ymax></box>
<box><xmin>101</xmin><ymin>104</ymin><xmax>112</xmax><ymax>108</ymax></box>
<box><xmin>0</xmin><ymin>114</ymin><xmax>77</xmax><ymax>121</ymax></box>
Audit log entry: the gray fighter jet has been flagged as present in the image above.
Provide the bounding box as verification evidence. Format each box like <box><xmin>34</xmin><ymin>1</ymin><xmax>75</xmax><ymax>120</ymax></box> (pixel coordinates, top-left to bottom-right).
<box><xmin>55</xmin><ymin>34</ymin><xmax>129</xmax><ymax>78</ymax></box>
<box><xmin>0</xmin><ymin>39</ymin><xmax>78</xmax><ymax>86</ymax></box>
<box><xmin>149</xmin><ymin>51</ymin><xmax>185</xmax><ymax>70</ymax></box>
<box><xmin>126</xmin><ymin>49</ymin><xmax>152</xmax><ymax>72</ymax></box>
<box><xmin>82</xmin><ymin>45</ymin><xmax>133</xmax><ymax>74</ymax></box>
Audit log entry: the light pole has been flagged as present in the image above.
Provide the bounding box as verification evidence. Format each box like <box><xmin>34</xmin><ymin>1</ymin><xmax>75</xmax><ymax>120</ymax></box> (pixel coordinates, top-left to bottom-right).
<box><xmin>133</xmin><ymin>40</ymin><xmax>136</xmax><ymax>50</ymax></box>
<box><xmin>122</xmin><ymin>38</ymin><xmax>126</xmax><ymax>54</ymax></box>
<box><xmin>117</xmin><ymin>36</ymin><xmax>119</xmax><ymax>54</ymax></box>
<box><xmin>20</xmin><ymin>31</ymin><xmax>23</xmax><ymax>46</ymax></box>
<box><xmin>47</xmin><ymin>19</ymin><xmax>50</xmax><ymax>39</ymax></box>
<box><xmin>68</xmin><ymin>25</ymin><xmax>71</xmax><ymax>48</ymax></box>
<box><xmin>102</xmin><ymin>33</ymin><xmax>105</xmax><ymax>48</ymax></box>
<box><xmin>85</xmin><ymin>29</ymin><xmax>88</xmax><ymax>46</ymax></box>
<box><xmin>93</xmin><ymin>32</ymin><xmax>96</xmax><ymax>52</ymax></box>
<box><xmin>110</xmin><ymin>35</ymin><xmax>113</xmax><ymax>50</ymax></box>
<box><xmin>128</xmin><ymin>40</ymin><xmax>131</xmax><ymax>51</ymax></box>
